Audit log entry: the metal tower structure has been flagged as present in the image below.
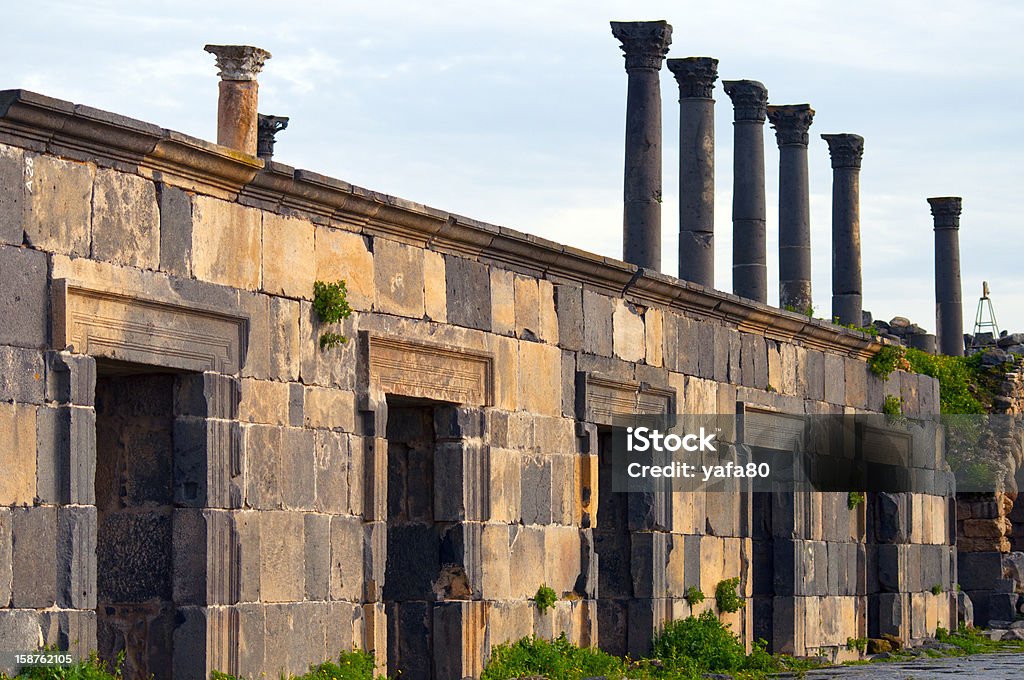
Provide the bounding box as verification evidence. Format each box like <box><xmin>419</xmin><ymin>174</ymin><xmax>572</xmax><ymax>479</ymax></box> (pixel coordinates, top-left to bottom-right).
<box><xmin>972</xmin><ymin>281</ymin><xmax>1000</xmax><ymax>344</ymax></box>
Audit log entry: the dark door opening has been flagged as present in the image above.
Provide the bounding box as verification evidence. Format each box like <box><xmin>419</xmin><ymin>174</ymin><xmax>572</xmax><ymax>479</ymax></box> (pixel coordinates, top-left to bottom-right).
<box><xmin>593</xmin><ymin>428</ymin><xmax>632</xmax><ymax>657</ymax></box>
<box><xmin>94</xmin><ymin>369</ymin><xmax>179</xmax><ymax>680</ymax></box>
<box><xmin>384</xmin><ymin>399</ymin><xmax>441</xmax><ymax>679</ymax></box>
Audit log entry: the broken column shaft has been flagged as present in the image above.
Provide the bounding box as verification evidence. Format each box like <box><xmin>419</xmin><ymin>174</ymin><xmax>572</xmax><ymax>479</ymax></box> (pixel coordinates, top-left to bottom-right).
<box><xmin>723</xmin><ymin>80</ymin><xmax>769</xmax><ymax>302</ymax></box>
<box><xmin>768</xmin><ymin>104</ymin><xmax>815</xmax><ymax>313</ymax></box>
<box><xmin>611</xmin><ymin>20</ymin><xmax>673</xmax><ymax>271</ymax></box>
<box><xmin>929</xmin><ymin>197</ymin><xmax>965</xmax><ymax>356</ymax></box>
<box><xmin>667</xmin><ymin>57</ymin><xmax>718</xmax><ymax>287</ymax></box>
<box><xmin>204</xmin><ymin>44</ymin><xmax>272</xmax><ymax>156</ymax></box>
<box><xmin>822</xmin><ymin>134</ymin><xmax>865</xmax><ymax>326</ymax></box>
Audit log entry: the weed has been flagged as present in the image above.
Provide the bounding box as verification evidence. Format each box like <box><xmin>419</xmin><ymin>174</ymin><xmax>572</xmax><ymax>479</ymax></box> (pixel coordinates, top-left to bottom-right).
<box><xmin>533</xmin><ymin>584</ymin><xmax>557</xmax><ymax>614</ymax></box>
<box><xmin>882</xmin><ymin>394</ymin><xmax>904</xmax><ymax>416</ymax></box>
<box><xmin>481</xmin><ymin>634</ymin><xmax>625</xmax><ymax>680</ymax></box>
<box><xmin>651</xmin><ymin>610</ymin><xmax>745</xmax><ymax>673</ymax></box>
<box><xmin>931</xmin><ymin>584</ymin><xmax>944</xmax><ymax>595</ymax></box>
<box><xmin>684</xmin><ymin>585</ymin><xmax>705</xmax><ymax>607</ymax></box>
<box><xmin>715</xmin><ymin>577</ymin><xmax>745</xmax><ymax>614</ymax></box>
<box><xmin>847</xmin><ymin>491</ymin><xmax>865</xmax><ymax>510</ymax></box>
<box><xmin>312</xmin><ymin>280</ymin><xmax>352</xmax><ymax>351</ymax></box>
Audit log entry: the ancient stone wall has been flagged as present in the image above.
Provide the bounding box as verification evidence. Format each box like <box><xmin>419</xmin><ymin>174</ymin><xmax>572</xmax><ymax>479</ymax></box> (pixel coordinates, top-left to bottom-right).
<box><xmin>0</xmin><ymin>90</ymin><xmax>954</xmax><ymax>678</ymax></box>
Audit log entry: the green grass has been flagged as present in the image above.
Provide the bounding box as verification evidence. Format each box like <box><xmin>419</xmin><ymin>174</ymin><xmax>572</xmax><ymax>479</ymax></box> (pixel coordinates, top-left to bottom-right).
<box><xmin>1</xmin><ymin>652</ymin><xmax>123</xmax><ymax>680</ymax></box>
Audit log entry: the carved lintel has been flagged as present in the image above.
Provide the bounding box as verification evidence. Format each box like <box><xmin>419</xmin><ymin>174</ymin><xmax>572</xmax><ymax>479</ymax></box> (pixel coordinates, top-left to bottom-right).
<box><xmin>368</xmin><ymin>335</ymin><xmax>493</xmax><ymax>406</ymax></box>
<box><xmin>583</xmin><ymin>374</ymin><xmax>675</xmax><ymax>425</ymax></box>
<box><xmin>667</xmin><ymin>57</ymin><xmax>719</xmax><ymax>99</ymax></box>
<box><xmin>610</xmin><ymin>20</ymin><xmax>673</xmax><ymax>71</ymax></box>
<box><xmin>51</xmin><ymin>279</ymin><xmax>248</xmax><ymax>374</ymax></box>
<box><xmin>257</xmin><ymin>114</ymin><xmax>289</xmax><ymax>160</ymax></box>
<box><xmin>927</xmin><ymin>197</ymin><xmax>962</xmax><ymax>229</ymax></box>
<box><xmin>767</xmin><ymin>104</ymin><xmax>815</xmax><ymax>147</ymax></box>
<box><xmin>204</xmin><ymin>45</ymin><xmax>271</xmax><ymax>81</ymax></box>
<box><xmin>821</xmin><ymin>133</ymin><xmax>864</xmax><ymax>170</ymax></box>
<box><xmin>722</xmin><ymin>80</ymin><xmax>768</xmax><ymax>123</ymax></box>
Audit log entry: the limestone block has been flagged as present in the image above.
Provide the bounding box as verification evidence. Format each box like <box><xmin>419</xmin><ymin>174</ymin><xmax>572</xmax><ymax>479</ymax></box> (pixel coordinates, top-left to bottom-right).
<box><xmin>372</xmin><ymin>238</ymin><xmax>424</xmax><ymax>317</ymax></box>
<box><xmin>239</xmin><ymin>378</ymin><xmax>290</xmax><ymax>425</ymax></box>
<box><xmin>583</xmin><ymin>289</ymin><xmax>614</xmax><ymax>356</ymax></box>
<box><xmin>549</xmin><ymin>454</ymin><xmax>575</xmax><ymax>525</ymax></box>
<box><xmin>488</xmin><ymin>334</ymin><xmax>519</xmax><ymax>412</ymax></box>
<box><xmin>518</xmin><ymin>341</ymin><xmax>561</xmax><ymax>416</ymax></box>
<box><xmin>192</xmin><ymin>195</ymin><xmax>262</xmax><ymax>290</ymax></box>
<box><xmin>24</xmin><ymin>153</ymin><xmax>93</xmax><ymax>256</ymax></box>
<box><xmin>509</xmin><ymin>526</ymin><xmax>546</xmax><ymax>599</ymax></box>
<box><xmin>0</xmin><ymin>610</ymin><xmax>43</xmax><ymax>668</ymax></box>
<box><xmin>481</xmin><ymin>523</ymin><xmax>512</xmax><ymax>600</ymax></box>
<box><xmin>554</xmin><ymin>284</ymin><xmax>583</xmax><ymax>351</ymax></box>
<box><xmin>0</xmin><ymin>509</ymin><xmax>9</xmax><ymax>607</ymax></box>
<box><xmin>489</xmin><ymin>448</ymin><xmax>522</xmax><ymax>523</ymax></box>
<box><xmin>684</xmin><ymin>376</ymin><xmax>717</xmax><ymax>415</ymax></box>
<box><xmin>303</xmin><ymin>513</ymin><xmax>331</xmax><ymax>601</ymax></box>
<box><xmin>766</xmin><ymin>341</ymin><xmax>782</xmax><ymax>392</ymax></box>
<box><xmin>823</xmin><ymin>353</ymin><xmax>846</xmax><ymax>405</ymax></box>
<box><xmin>12</xmin><ymin>506</ymin><xmax>57</xmax><ymax>607</ymax></box>
<box><xmin>699</xmin><ymin>535</ymin><xmax>726</xmax><ymax>597</ymax></box>
<box><xmin>538</xmin><ymin>280</ymin><xmax>559</xmax><ymax>344</ymax></box>
<box><xmin>269</xmin><ymin>297</ymin><xmax>300</xmax><ymax>381</ymax></box>
<box><xmin>298</xmin><ymin>301</ymin><xmax>357</xmax><ymax>390</ymax></box>
<box><xmin>313</xmin><ymin>430</ymin><xmax>349</xmax><ymax>515</ymax></box>
<box><xmin>578</xmin><ymin>454</ymin><xmax>598</xmax><ymax>529</ymax></box>
<box><xmin>314</xmin><ymin>227</ymin><xmax>374</xmax><ymax>311</ymax></box>
<box><xmin>644</xmin><ymin>307</ymin><xmax>664</xmax><ymax>368</ymax></box>
<box><xmin>514</xmin><ymin>274</ymin><xmax>540</xmax><ymax>338</ymax></box>
<box><xmin>488</xmin><ymin>602</ymin><xmax>534</xmax><ymax>647</ymax></box>
<box><xmin>490</xmin><ymin>267</ymin><xmax>516</xmax><ymax>336</ymax></box>
<box><xmin>157</xmin><ymin>183</ymin><xmax>193</xmax><ymax>276</ymax></box>
<box><xmin>422</xmin><ymin>250</ymin><xmax>447</xmax><ymax>322</ymax></box>
<box><xmin>262</xmin><ymin>213</ymin><xmax>315</xmax><ymax>299</ymax></box>
<box><xmin>0</xmin><ymin>403</ymin><xmax>36</xmax><ymax>505</ymax></box>
<box><xmin>303</xmin><ymin>386</ymin><xmax>356</xmax><ymax>432</ymax></box>
<box><xmin>0</xmin><ymin>245</ymin><xmax>48</xmax><ymax>348</ymax></box>
<box><xmin>843</xmin><ymin>358</ymin><xmax>868</xmax><ymax>410</ymax></box>
<box><xmin>798</xmin><ymin>348</ymin><xmax>825</xmax><ymax>401</ymax></box>
<box><xmin>281</xmin><ymin>428</ymin><xmax>315</xmax><ymax>510</ymax></box>
<box><xmin>91</xmin><ymin>168</ymin><xmax>159</xmax><ymax>268</ymax></box>
<box><xmin>259</xmin><ymin>511</ymin><xmax>305</xmax><ymax>602</ymax></box>
<box><xmin>613</xmin><ymin>299</ymin><xmax>645</xmax><ymax>363</ymax></box>
<box><xmin>57</xmin><ymin>505</ymin><xmax>97</xmax><ymax>609</ymax></box>
<box><xmin>0</xmin><ymin>144</ymin><xmax>25</xmax><ymax>246</ymax></box>
<box><xmin>330</xmin><ymin>515</ymin><xmax>364</xmax><ymax>602</ymax></box>
<box><xmin>244</xmin><ymin>424</ymin><xmax>282</xmax><ymax>509</ymax></box>
<box><xmin>0</xmin><ymin>346</ymin><xmax>41</xmax><ymax>403</ymax></box>
<box><xmin>444</xmin><ymin>254</ymin><xmax>489</xmax><ymax>330</ymax></box>
<box><xmin>778</xmin><ymin>343</ymin><xmax>798</xmax><ymax>395</ymax></box>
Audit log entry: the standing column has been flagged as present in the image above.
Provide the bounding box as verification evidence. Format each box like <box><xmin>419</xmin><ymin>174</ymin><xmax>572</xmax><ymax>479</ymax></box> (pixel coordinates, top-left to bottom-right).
<box><xmin>822</xmin><ymin>134</ymin><xmax>865</xmax><ymax>326</ymax></box>
<box><xmin>610</xmin><ymin>20</ymin><xmax>673</xmax><ymax>271</ymax></box>
<box><xmin>667</xmin><ymin>57</ymin><xmax>718</xmax><ymax>286</ymax></box>
<box><xmin>204</xmin><ymin>44</ymin><xmax>272</xmax><ymax>156</ymax></box>
<box><xmin>768</xmin><ymin>104</ymin><xmax>815</xmax><ymax>313</ymax></box>
<box><xmin>723</xmin><ymin>80</ymin><xmax>769</xmax><ymax>302</ymax></box>
<box><xmin>928</xmin><ymin>197</ymin><xmax>965</xmax><ymax>356</ymax></box>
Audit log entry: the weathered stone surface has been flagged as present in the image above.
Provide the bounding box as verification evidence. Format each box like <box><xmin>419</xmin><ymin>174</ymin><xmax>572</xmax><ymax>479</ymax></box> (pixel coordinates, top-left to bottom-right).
<box><xmin>174</xmin><ymin>372</ymin><xmax>240</xmax><ymax>420</ymax></box>
<box><xmin>613</xmin><ymin>299</ymin><xmax>645</xmax><ymax>362</ymax></box>
<box><xmin>157</xmin><ymin>183</ymin><xmax>193</xmax><ymax>277</ymax></box>
<box><xmin>0</xmin><ymin>508</ymin><xmax>10</xmax><ymax>607</ymax></box>
<box><xmin>269</xmin><ymin>296</ymin><xmax>300</xmax><ymax>381</ymax></box>
<box><xmin>24</xmin><ymin>153</ymin><xmax>93</xmax><ymax>256</ymax></box>
<box><xmin>958</xmin><ymin>551</ymin><xmax>1002</xmax><ymax>591</ymax></box>
<box><xmin>0</xmin><ymin>144</ymin><xmax>25</xmax><ymax>246</ymax></box>
<box><xmin>583</xmin><ymin>289</ymin><xmax>614</xmax><ymax>356</ymax></box>
<box><xmin>0</xmin><ymin>609</ymin><xmax>42</xmax><ymax>663</ymax></box>
<box><xmin>330</xmin><ymin>515</ymin><xmax>364</xmax><ymax>602</ymax></box>
<box><xmin>490</xmin><ymin>268</ymin><xmax>515</xmax><ymax>335</ymax></box>
<box><xmin>374</xmin><ymin>237</ymin><xmax>425</xmax><ymax>317</ymax></box>
<box><xmin>303</xmin><ymin>513</ymin><xmax>331</xmax><ymax>601</ymax></box>
<box><xmin>553</xmin><ymin>284</ymin><xmax>583</xmax><ymax>351</ymax></box>
<box><xmin>513</xmin><ymin>274</ymin><xmax>540</xmax><ymax>338</ymax></box>
<box><xmin>12</xmin><ymin>506</ymin><xmax>57</xmax><ymax>607</ymax></box>
<box><xmin>0</xmin><ymin>345</ymin><xmax>43</xmax><ymax>403</ymax></box>
<box><xmin>844</xmin><ymin>358</ymin><xmax>868</xmax><ymax>409</ymax></box>
<box><xmin>314</xmin><ymin>227</ymin><xmax>374</xmax><ymax>311</ymax></box>
<box><xmin>299</xmin><ymin>300</ymin><xmax>357</xmax><ymax>389</ymax></box>
<box><xmin>1</xmin><ymin>402</ymin><xmax>36</xmax><ymax>505</ymax></box>
<box><xmin>282</xmin><ymin>428</ymin><xmax>315</xmax><ymax>510</ymax></box>
<box><xmin>244</xmin><ymin>424</ymin><xmax>282</xmax><ymax>509</ymax></box>
<box><xmin>260</xmin><ymin>511</ymin><xmax>305</xmax><ymax>602</ymax></box>
<box><xmin>191</xmin><ymin>195</ymin><xmax>262</xmax><ymax>290</ymax></box>
<box><xmin>262</xmin><ymin>213</ymin><xmax>315</xmax><ymax>299</ymax></box>
<box><xmin>0</xmin><ymin>245</ymin><xmax>48</xmax><ymax>348</ymax></box>
<box><xmin>239</xmin><ymin>378</ymin><xmax>290</xmax><ymax>425</ymax></box>
<box><xmin>57</xmin><ymin>505</ymin><xmax>97</xmax><ymax>609</ymax></box>
<box><xmin>423</xmin><ymin>249</ymin><xmax>447</xmax><ymax>322</ymax></box>
<box><xmin>509</xmin><ymin>526</ymin><xmax>545</xmax><ymax>599</ymax></box>
<box><xmin>823</xmin><ymin>352</ymin><xmax>846</xmax><ymax>405</ymax></box>
<box><xmin>44</xmin><ymin>351</ymin><xmax>96</xmax><ymax>406</ymax></box>
<box><xmin>521</xmin><ymin>457</ymin><xmax>552</xmax><ymax>525</ymax></box>
<box><xmin>91</xmin><ymin>168</ymin><xmax>160</xmax><ymax>268</ymax></box>
<box><xmin>304</xmin><ymin>386</ymin><xmax>356</xmax><ymax>432</ymax></box>
<box><xmin>445</xmin><ymin>255</ymin><xmax>491</xmax><ymax>331</ymax></box>
<box><xmin>538</xmin><ymin>280</ymin><xmax>559</xmax><ymax>344</ymax></box>
<box><xmin>518</xmin><ymin>340</ymin><xmax>561</xmax><ymax>416</ymax></box>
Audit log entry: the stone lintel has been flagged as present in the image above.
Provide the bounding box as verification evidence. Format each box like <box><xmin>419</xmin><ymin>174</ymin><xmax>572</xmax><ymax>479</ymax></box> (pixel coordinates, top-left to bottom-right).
<box><xmin>821</xmin><ymin>133</ymin><xmax>864</xmax><ymax>169</ymax></box>
<box><xmin>767</xmin><ymin>104</ymin><xmax>815</xmax><ymax>147</ymax></box>
<box><xmin>667</xmin><ymin>57</ymin><xmax>719</xmax><ymax>99</ymax></box>
<box><xmin>610</xmin><ymin>20</ymin><xmax>673</xmax><ymax>70</ymax></box>
<box><xmin>204</xmin><ymin>45</ymin><xmax>272</xmax><ymax>81</ymax></box>
<box><xmin>928</xmin><ymin>197</ymin><xmax>962</xmax><ymax>229</ymax></box>
<box><xmin>722</xmin><ymin>80</ymin><xmax>768</xmax><ymax>122</ymax></box>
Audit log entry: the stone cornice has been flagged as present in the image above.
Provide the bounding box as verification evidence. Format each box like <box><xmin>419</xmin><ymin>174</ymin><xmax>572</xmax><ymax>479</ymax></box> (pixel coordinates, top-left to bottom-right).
<box><xmin>610</xmin><ymin>20</ymin><xmax>673</xmax><ymax>71</ymax></box>
<box><xmin>821</xmin><ymin>133</ymin><xmax>864</xmax><ymax>169</ymax></box>
<box><xmin>667</xmin><ymin>57</ymin><xmax>719</xmax><ymax>99</ymax></box>
<box><xmin>767</xmin><ymin>104</ymin><xmax>815</xmax><ymax>147</ymax></box>
<box><xmin>0</xmin><ymin>88</ymin><xmax>882</xmax><ymax>360</ymax></box>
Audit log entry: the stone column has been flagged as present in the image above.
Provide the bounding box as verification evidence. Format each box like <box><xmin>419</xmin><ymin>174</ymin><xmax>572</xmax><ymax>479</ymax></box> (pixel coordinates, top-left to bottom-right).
<box><xmin>204</xmin><ymin>45</ymin><xmax>272</xmax><ymax>156</ymax></box>
<box><xmin>257</xmin><ymin>114</ymin><xmax>289</xmax><ymax>161</ymax></box>
<box><xmin>723</xmin><ymin>80</ymin><xmax>769</xmax><ymax>302</ymax></box>
<box><xmin>768</xmin><ymin>104</ymin><xmax>815</xmax><ymax>312</ymax></box>
<box><xmin>929</xmin><ymin>197</ymin><xmax>965</xmax><ymax>356</ymax></box>
<box><xmin>822</xmin><ymin>134</ymin><xmax>865</xmax><ymax>326</ymax></box>
<box><xmin>610</xmin><ymin>21</ymin><xmax>673</xmax><ymax>271</ymax></box>
<box><xmin>667</xmin><ymin>57</ymin><xmax>718</xmax><ymax>287</ymax></box>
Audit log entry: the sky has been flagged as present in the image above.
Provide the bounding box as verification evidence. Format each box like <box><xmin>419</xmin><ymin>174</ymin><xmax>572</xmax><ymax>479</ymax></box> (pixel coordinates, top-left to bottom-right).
<box><xmin>3</xmin><ymin>1</ymin><xmax>1022</xmax><ymax>334</ymax></box>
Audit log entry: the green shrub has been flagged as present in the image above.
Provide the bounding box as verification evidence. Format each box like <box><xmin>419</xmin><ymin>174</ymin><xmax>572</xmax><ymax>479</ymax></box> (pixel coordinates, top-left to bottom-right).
<box><xmin>847</xmin><ymin>491</ymin><xmax>865</xmax><ymax>510</ymax></box>
<box><xmin>312</xmin><ymin>280</ymin><xmax>353</xmax><ymax>350</ymax></box>
<box><xmin>651</xmin><ymin>610</ymin><xmax>745</xmax><ymax>673</ymax></box>
<box><xmin>1</xmin><ymin>652</ymin><xmax>123</xmax><ymax>679</ymax></box>
<box><xmin>714</xmin><ymin>577</ymin><xmax>744</xmax><ymax>614</ymax></box>
<box><xmin>904</xmin><ymin>348</ymin><xmax>985</xmax><ymax>414</ymax></box>
<box><xmin>741</xmin><ymin>638</ymin><xmax>779</xmax><ymax>672</ymax></box>
<box><xmin>846</xmin><ymin>636</ymin><xmax>868</xmax><ymax>652</ymax></box>
<box><xmin>931</xmin><ymin>584</ymin><xmax>944</xmax><ymax>595</ymax></box>
<box><xmin>212</xmin><ymin>650</ymin><xmax>379</xmax><ymax>680</ymax></box>
<box><xmin>684</xmin><ymin>585</ymin><xmax>704</xmax><ymax>607</ymax></box>
<box><xmin>533</xmin><ymin>584</ymin><xmax>557</xmax><ymax>614</ymax></box>
<box><xmin>868</xmin><ymin>345</ymin><xmax>907</xmax><ymax>380</ymax></box>
<box><xmin>882</xmin><ymin>394</ymin><xmax>903</xmax><ymax>416</ymax></box>
<box><xmin>481</xmin><ymin>634</ymin><xmax>625</xmax><ymax>680</ymax></box>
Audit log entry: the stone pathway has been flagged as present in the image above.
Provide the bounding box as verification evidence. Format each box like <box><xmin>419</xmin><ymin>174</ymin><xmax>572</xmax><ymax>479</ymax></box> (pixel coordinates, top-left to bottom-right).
<box><xmin>793</xmin><ymin>651</ymin><xmax>1024</xmax><ymax>678</ymax></box>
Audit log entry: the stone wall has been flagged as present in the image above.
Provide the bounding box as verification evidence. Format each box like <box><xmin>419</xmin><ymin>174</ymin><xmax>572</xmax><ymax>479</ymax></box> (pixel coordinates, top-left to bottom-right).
<box><xmin>0</xmin><ymin>90</ymin><xmax>953</xmax><ymax>677</ymax></box>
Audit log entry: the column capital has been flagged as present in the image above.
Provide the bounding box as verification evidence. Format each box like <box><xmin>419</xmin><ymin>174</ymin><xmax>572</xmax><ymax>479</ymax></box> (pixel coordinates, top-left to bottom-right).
<box><xmin>667</xmin><ymin>57</ymin><xmax>719</xmax><ymax>99</ymax></box>
<box><xmin>204</xmin><ymin>44</ymin><xmax>272</xmax><ymax>81</ymax></box>
<box><xmin>928</xmin><ymin>197</ymin><xmax>962</xmax><ymax>229</ymax></box>
<box><xmin>257</xmin><ymin>114</ymin><xmax>289</xmax><ymax>160</ymax></box>
<box><xmin>610</xmin><ymin>20</ymin><xmax>673</xmax><ymax>71</ymax></box>
<box><xmin>767</xmin><ymin>104</ymin><xmax>815</xmax><ymax>147</ymax></box>
<box><xmin>722</xmin><ymin>80</ymin><xmax>768</xmax><ymax>122</ymax></box>
<box><xmin>821</xmin><ymin>133</ymin><xmax>864</xmax><ymax>169</ymax></box>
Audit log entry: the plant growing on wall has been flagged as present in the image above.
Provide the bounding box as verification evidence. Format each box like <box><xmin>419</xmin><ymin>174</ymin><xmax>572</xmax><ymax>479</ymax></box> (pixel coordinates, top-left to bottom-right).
<box><xmin>684</xmin><ymin>585</ymin><xmax>705</xmax><ymax>607</ymax></box>
<box><xmin>715</xmin><ymin>577</ymin><xmax>744</xmax><ymax>613</ymax></box>
<box><xmin>533</xmin><ymin>584</ymin><xmax>557</xmax><ymax>614</ymax></box>
<box><xmin>313</xmin><ymin>279</ymin><xmax>353</xmax><ymax>350</ymax></box>
<box><xmin>847</xmin><ymin>491</ymin><xmax>865</xmax><ymax>510</ymax></box>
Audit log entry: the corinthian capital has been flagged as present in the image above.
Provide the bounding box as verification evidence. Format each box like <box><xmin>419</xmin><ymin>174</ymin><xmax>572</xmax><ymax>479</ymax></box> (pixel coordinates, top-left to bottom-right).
<box><xmin>722</xmin><ymin>80</ymin><xmax>768</xmax><ymax>122</ymax></box>
<box><xmin>928</xmin><ymin>197</ymin><xmax>963</xmax><ymax>229</ymax></box>
<box><xmin>767</xmin><ymin>104</ymin><xmax>815</xmax><ymax>147</ymax></box>
<box><xmin>610</xmin><ymin>20</ymin><xmax>673</xmax><ymax>71</ymax></box>
<box><xmin>821</xmin><ymin>133</ymin><xmax>864</xmax><ymax>169</ymax></box>
<box><xmin>667</xmin><ymin>57</ymin><xmax>719</xmax><ymax>99</ymax></box>
<box><xmin>204</xmin><ymin>44</ymin><xmax>272</xmax><ymax>81</ymax></box>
